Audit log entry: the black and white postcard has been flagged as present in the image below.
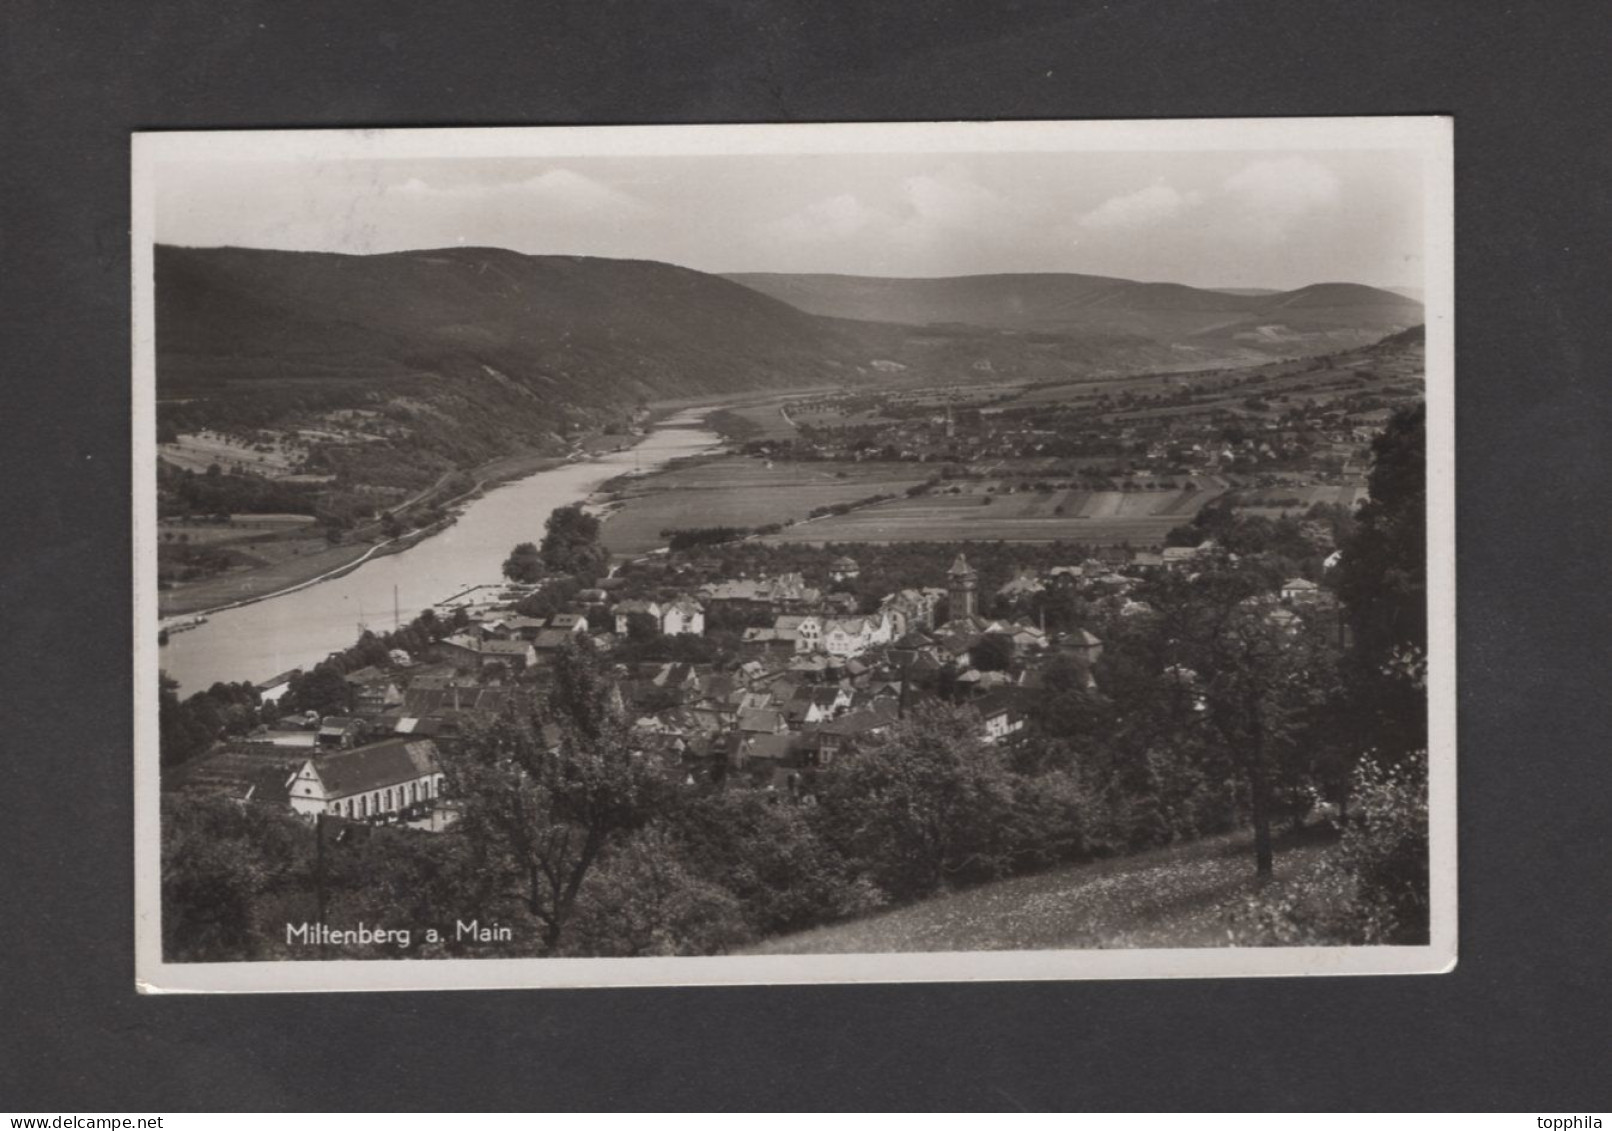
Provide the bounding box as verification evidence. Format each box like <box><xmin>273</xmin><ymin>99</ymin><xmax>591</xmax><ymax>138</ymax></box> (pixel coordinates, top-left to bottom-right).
<box><xmin>133</xmin><ymin>118</ymin><xmax>1454</xmax><ymax>992</ymax></box>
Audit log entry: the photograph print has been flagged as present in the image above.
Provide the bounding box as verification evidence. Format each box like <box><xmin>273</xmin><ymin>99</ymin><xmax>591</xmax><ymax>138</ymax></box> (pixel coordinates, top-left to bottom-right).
<box><xmin>133</xmin><ymin>118</ymin><xmax>1454</xmax><ymax>992</ymax></box>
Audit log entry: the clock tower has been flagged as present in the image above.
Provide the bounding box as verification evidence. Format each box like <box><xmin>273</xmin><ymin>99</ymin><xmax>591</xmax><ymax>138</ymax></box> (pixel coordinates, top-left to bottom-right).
<box><xmin>947</xmin><ymin>553</ymin><xmax>978</xmax><ymax>622</ymax></box>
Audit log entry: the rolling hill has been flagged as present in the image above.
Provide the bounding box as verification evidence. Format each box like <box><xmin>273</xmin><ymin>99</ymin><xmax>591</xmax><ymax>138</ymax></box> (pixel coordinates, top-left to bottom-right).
<box><xmin>155</xmin><ymin>247</ymin><xmax>1422</xmax><ymax>497</ymax></box>
<box><xmin>724</xmin><ymin>271</ymin><xmax>1423</xmax><ymax>351</ymax></box>
<box><xmin>154</xmin><ymin>247</ymin><xmax>1268</xmax><ymax>471</ymax></box>
<box><xmin>157</xmin><ymin>244</ymin><xmax>868</xmax><ymax>413</ymax></box>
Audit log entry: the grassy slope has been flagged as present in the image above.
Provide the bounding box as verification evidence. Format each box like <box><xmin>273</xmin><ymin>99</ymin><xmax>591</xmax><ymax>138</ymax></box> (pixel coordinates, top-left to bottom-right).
<box><xmin>746</xmin><ymin>829</ymin><xmax>1338</xmax><ymax>954</ymax></box>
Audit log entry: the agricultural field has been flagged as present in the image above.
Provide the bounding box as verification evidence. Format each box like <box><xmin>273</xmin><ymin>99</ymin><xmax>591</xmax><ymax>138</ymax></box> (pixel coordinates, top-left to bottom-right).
<box><xmin>158</xmin><ymin>432</ymin><xmax>307</xmax><ymax>477</ymax></box>
<box><xmin>157</xmin><ymin>538</ymin><xmax>377</xmax><ymax>619</ymax></box>
<box><xmin>159</xmin><ymin>423</ymin><xmax>389</xmax><ymax>480</ymax></box>
<box><xmin>155</xmin><ymin>513</ymin><xmax>318</xmax><ymax>546</ymax></box>
<box><xmin>707</xmin><ymin>397</ymin><xmax>802</xmax><ymax>442</ymax></box>
<box><xmin>1233</xmin><ymin>483</ymin><xmax>1367</xmax><ymax>515</ymax></box>
<box><xmin>997</xmin><ymin>337</ymin><xmax>1423</xmax><ymax>422</ymax></box>
<box><xmin>599</xmin><ymin>455</ymin><xmax>930</xmax><ymax>556</ymax></box>
<box><xmin>156</xmin><ymin>509</ymin><xmax>378</xmax><ymax>617</ymax></box>
<box><xmin>761</xmin><ymin>478</ymin><xmax>1225</xmax><ymax>548</ymax></box>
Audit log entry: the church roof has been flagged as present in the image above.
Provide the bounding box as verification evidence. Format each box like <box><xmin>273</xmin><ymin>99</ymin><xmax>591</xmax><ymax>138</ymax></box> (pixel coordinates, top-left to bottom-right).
<box><xmin>948</xmin><ymin>554</ymin><xmax>976</xmax><ymax>577</ymax></box>
<box><xmin>310</xmin><ymin>738</ymin><xmax>440</xmax><ymax>798</ymax></box>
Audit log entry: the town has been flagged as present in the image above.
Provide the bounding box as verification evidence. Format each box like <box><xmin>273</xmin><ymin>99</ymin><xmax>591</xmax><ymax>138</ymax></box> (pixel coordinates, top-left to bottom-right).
<box><xmin>160</xmin><ymin>325</ymin><xmax>1426</xmax><ymax>962</ymax></box>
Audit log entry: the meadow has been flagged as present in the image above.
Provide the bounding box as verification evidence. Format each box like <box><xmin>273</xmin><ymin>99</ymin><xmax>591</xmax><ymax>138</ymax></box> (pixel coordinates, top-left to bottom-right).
<box><xmin>746</xmin><ymin>828</ymin><xmax>1339</xmax><ymax>954</ymax></box>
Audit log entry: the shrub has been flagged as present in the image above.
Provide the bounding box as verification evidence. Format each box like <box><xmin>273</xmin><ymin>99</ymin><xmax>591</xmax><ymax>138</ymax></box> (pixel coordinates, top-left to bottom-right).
<box><xmin>1228</xmin><ymin>751</ymin><xmax>1429</xmax><ymax>946</ymax></box>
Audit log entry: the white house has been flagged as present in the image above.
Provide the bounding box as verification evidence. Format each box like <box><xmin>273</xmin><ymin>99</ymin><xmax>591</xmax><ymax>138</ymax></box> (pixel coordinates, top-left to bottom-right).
<box><xmin>255</xmin><ymin>671</ymin><xmax>298</xmax><ymax>706</ymax></box>
<box><xmin>821</xmin><ymin>612</ymin><xmax>892</xmax><ymax>658</ymax></box>
<box><xmin>1281</xmin><ymin>577</ymin><xmax>1322</xmax><ymax>603</ymax></box>
<box><xmin>822</xmin><ymin>617</ymin><xmax>870</xmax><ymax>657</ymax></box>
<box><xmin>775</xmin><ymin>614</ymin><xmax>822</xmax><ymax>654</ymax></box>
<box><xmin>660</xmin><ymin>596</ymin><xmax>705</xmax><ymax>636</ymax></box>
<box><xmin>880</xmin><ymin>588</ymin><xmax>944</xmax><ymax>635</ymax></box>
<box><xmin>287</xmin><ymin>738</ymin><xmax>445</xmax><ymax>822</ymax></box>
<box><xmin>615</xmin><ymin>598</ymin><xmax>703</xmax><ymax>636</ymax></box>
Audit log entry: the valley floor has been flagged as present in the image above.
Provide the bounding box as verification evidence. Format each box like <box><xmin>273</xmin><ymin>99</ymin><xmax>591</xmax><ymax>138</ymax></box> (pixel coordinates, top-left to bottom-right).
<box><xmin>746</xmin><ymin>827</ymin><xmax>1340</xmax><ymax>955</ymax></box>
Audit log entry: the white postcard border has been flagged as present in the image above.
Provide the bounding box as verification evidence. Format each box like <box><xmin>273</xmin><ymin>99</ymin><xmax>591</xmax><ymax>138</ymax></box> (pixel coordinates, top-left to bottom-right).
<box><xmin>132</xmin><ymin>116</ymin><xmax>1455</xmax><ymax>993</ymax></box>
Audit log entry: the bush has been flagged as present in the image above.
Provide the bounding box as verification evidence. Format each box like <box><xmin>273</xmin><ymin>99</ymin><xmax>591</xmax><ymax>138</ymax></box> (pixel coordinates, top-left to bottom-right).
<box><xmin>563</xmin><ymin>827</ymin><xmax>751</xmax><ymax>957</ymax></box>
<box><xmin>1334</xmin><ymin>751</ymin><xmax>1429</xmax><ymax>943</ymax></box>
<box><xmin>1228</xmin><ymin>752</ymin><xmax>1429</xmax><ymax>946</ymax></box>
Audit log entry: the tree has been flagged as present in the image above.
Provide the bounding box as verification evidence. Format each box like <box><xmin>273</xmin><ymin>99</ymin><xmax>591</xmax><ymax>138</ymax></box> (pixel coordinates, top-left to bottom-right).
<box><xmin>624</xmin><ymin>611</ymin><xmax>660</xmax><ymax>642</ymax></box>
<box><xmin>501</xmin><ymin>541</ymin><xmax>544</xmax><ymax>584</ymax></box>
<box><xmin>670</xmin><ymin>790</ymin><xmax>882</xmax><ymax>936</ymax></box>
<box><xmin>817</xmin><ymin>700</ymin><xmax>1016</xmax><ymax>900</ymax></box>
<box><xmin>283</xmin><ymin>665</ymin><xmax>352</xmax><ymax>718</ymax></box>
<box><xmin>440</xmin><ymin>642</ymin><xmax>667</xmax><ymax>952</ymax></box>
<box><xmin>159</xmin><ymin>673</ymin><xmax>215</xmax><ymax>768</ymax></box>
<box><xmin>161</xmin><ymin>794</ymin><xmax>307</xmax><ymax>961</ymax></box>
<box><xmin>1335</xmin><ymin>403</ymin><xmax>1427</xmax><ymax>760</ymax></box>
<box><xmin>972</xmin><ymin>632</ymin><xmax>1015</xmax><ymax>673</ymax></box>
<box><xmin>539</xmin><ymin>503</ymin><xmax>608</xmax><ymax>579</ymax></box>
<box><xmin>1146</xmin><ymin>571</ymin><xmax>1341</xmax><ymax>876</ymax></box>
<box><xmin>562</xmin><ymin>827</ymin><xmax>749</xmax><ymax>957</ymax></box>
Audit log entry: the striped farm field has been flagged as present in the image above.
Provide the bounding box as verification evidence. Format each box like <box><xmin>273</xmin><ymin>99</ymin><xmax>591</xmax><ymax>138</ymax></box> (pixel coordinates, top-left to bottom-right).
<box><xmin>761</xmin><ymin>483</ymin><xmax>1224</xmax><ymax>547</ymax></box>
<box><xmin>1236</xmin><ymin>484</ymin><xmax>1367</xmax><ymax>514</ymax></box>
<box><xmin>600</xmin><ymin>456</ymin><xmax>929</xmax><ymax>555</ymax></box>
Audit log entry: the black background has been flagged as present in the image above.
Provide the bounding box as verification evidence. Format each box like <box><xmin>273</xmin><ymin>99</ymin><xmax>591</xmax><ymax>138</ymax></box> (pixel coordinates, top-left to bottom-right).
<box><xmin>3</xmin><ymin>0</ymin><xmax>1609</xmax><ymax>1112</ymax></box>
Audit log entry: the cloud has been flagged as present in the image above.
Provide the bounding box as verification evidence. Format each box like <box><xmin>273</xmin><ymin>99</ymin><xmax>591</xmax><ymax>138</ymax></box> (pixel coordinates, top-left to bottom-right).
<box><xmin>889</xmin><ymin>166</ymin><xmax>1005</xmax><ymax>245</ymax></box>
<box><xmin>394</xmin><ymin>167</ymin><xmax>648</xmax><ymax>219</ymax></box>
<box><xmin>1221</xmin><ymin>157</ymin><xmax>1340</xmax><ymax>236</ymax></box>
<box><xmin>762</xmin><ymin>165</ymin><xmax>1007</xmax><ymax>258</ymax></box>
<box><xmin>765</xmin><ymin>193</ymin><xmax>885</xmax><ymax>243</ymax></box>
<box><xmin>1079</xmin><ymin>183</ymin><xmax>1202</xmax><ymax>231</ymax></box>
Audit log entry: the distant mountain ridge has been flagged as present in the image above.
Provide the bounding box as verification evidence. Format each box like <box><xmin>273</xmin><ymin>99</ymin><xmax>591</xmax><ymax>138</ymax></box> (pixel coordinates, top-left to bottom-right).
<box><xmin>155</xmin><ymin>246</ymin><xmax>1424</xmax><ymax>487</ymax></box>
<box><xmin>723</xmin><ymin>271</ymin><xmax>1422</xmax><ymax>348</ymax></box>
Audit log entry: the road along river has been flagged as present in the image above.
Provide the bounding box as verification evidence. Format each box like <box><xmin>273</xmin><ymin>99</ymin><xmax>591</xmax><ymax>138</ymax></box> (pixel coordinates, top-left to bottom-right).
<box><xmin>159</xmin><ymin>410</ymin><xmax>721</xmax><ymax>694</ymax></box>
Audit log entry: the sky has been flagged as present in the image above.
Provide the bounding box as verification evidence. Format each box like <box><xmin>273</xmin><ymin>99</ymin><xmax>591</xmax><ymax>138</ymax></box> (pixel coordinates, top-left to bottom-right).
<box><xmin>155</xmin><ymin>147</ymin><xmax>1426</xmax><ymax>291</ymax></box>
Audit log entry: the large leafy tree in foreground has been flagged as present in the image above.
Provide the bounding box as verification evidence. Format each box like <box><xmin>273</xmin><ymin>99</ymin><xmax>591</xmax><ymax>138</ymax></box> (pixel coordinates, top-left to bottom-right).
<box><xmin>1135</xmin><ymin>570</ymin><xmax>1341</xmax><ymax>876</ymax></box>
<box><xmin>816</xmin><ymin>699</ymin><xmax>1017</xmax><ymax>901</ymax></box>
<box><xmin>439</xmin><ymin>641</ymin><xmax>665</xmax><ymax>952</ymax></box>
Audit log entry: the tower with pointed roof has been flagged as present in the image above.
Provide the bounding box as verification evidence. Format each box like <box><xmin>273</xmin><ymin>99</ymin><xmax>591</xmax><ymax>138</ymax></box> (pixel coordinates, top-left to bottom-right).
<box><xmin>947</xmin><ymin>553</ymin><xmax>978</xmax><ymax>622</ymax></box>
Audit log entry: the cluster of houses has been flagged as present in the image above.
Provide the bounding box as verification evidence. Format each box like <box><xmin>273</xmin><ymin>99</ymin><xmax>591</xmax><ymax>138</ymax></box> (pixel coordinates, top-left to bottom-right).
<box><xmin>175</xmin><ymin>553</ymin><xmax>1102</xmax><ymax>822</ymax></box>
<box><xmin>174</xmin><ymin>538</ymin><xmax>1343</xmax><ymax>826</ymax></box>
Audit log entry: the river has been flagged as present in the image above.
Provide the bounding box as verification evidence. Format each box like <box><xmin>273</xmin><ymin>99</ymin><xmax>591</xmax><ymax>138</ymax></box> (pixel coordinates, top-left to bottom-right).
<box><xmin>159</xmin><ymin>410</ymin><xmax>721</xmax><ymax>694</ymax></box>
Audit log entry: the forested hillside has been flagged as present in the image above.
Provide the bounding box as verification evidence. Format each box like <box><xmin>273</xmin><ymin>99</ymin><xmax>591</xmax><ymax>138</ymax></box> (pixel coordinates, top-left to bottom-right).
<box><xmin>726</xmin><ymin>271</ymin><xmax>1422</xmax><ymax>351</ymax></box>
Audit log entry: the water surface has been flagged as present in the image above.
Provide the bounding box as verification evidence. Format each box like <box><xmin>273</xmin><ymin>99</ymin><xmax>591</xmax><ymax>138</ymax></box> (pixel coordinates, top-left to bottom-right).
<box><xmin>161</xmin><ymin>411</ymin><xmax>719</xmax><ymax>694</ymax></box>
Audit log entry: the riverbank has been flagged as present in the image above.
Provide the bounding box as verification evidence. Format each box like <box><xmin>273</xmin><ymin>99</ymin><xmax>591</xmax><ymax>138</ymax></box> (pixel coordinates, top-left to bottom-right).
<box><xmin>153</xmin><ymin>407</ymin><xmax>735</xmax><ymax>638</ymax></box>
<box><xmin>155</xmin><ymin>444</ymin><xmax>585</xmax><ymax>620</ymax></box>
<box><xmin>158</xmin><ymin>409</ymin><xmax>728</xmax><ymax>693</ymax></box>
